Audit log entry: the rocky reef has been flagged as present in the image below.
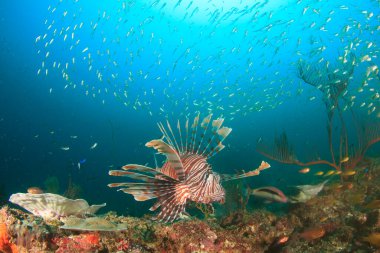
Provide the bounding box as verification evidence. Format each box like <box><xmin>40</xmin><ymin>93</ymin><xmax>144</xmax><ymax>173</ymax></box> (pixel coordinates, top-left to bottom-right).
<box><xmin>1</xmin><ymin>161</ymin><xmax>380</xmax><ymax>252</ymax></box>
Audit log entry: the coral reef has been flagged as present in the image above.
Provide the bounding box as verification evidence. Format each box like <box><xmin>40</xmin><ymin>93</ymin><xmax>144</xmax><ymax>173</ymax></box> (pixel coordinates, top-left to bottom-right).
<box><xmin>1</xmin><ymin>162</ymin><xmax>380</xmax><ymax>252</ymax></box>
<box><xmin>0</xmin><ymin>208</ymin><xmax>18</xmax><ymax>253</ymax></box>
<box><xmin>52</xmin><ymin>233</ymin><xmax>100</xmax><ymax>253</ymax></box>
<box><xmin>60</xmin><ymin>216</ymin><xmax>128</xmax><ymax>231</ymax></box>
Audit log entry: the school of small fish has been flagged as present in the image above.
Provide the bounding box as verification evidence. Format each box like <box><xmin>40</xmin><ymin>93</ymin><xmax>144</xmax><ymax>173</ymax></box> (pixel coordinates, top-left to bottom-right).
<box><xmin>35</xmin><ymin>0</ymin><xmax>379</xmax><ymax>118</ymax></box>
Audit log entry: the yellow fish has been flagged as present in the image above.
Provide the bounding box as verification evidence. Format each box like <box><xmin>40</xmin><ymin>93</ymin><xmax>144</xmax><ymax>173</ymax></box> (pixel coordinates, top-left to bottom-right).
<box><xmin>340</xmin><ymin>156</ymin><xmax>350</xmax><ymax>163</ymax></box>
<box><xmin>315</xmin><ymin>171</ymin><xmax>324</xmax><ymax>176</ymax></box>
<box><xmin>346</xmin><ymin>193</ymin><xmax>365</xmax><ymax>205</ymax></box>
<box><xmin>362</xmin><ymin>232</ymin><xmax>380</xmax><ymax>247</ymax></box>
<box><xmin>324</xmin><ymin>170</ymin><xmax>336</xmax><ymax>176</ymax></box>
<box><xmin>364</xmin><ymin>200</ymin><xmax>380</xmax><ymax>209</ymax></box>
<box><xmin>329</xmin><ymin>183</ymin><xmax>343</xmax><ymax>191</ymax></box>
<box><xmin>341</xmin><ymin>170</ymin><xmax>356</xmax><ymax>176</ymax></box>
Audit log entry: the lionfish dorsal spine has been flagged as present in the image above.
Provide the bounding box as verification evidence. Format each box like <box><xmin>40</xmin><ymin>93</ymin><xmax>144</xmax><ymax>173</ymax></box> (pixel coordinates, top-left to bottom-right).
<box><xmin>195</xmin><ymin>114</ymin><xmax>213</xmax><ymax>154</ymax></box>
<box><xmin>190</xmin><ymin>112</ymin><xmax>200</xmax><ymax>153</ymax></box>
<box><xmin>145</xmin><ymin>139</ymin><xmax>186</xmax><ymax>181</ymax></box>
<box><xmin>177</xmin><ymin>119</ymin><xmax>184</xmax><ymax>154</ymax></box>
<box><xmin>166</xmin><ymin>119</ymin><xmax>181</xmax><ymax>154</ymax></box>
<box><xmin>199</xmin><ymin>117</ymin><xmax>229</xmax><ymax>158</ymax></box>
<box><xmin>206</xmin><ymin>126</ymin><xmax>232</xmax><ymax>158</ymax></box>
<box><xmin>184</xmin><ymin>118</ymin><xmax>189</xmax><ymax>154</ymax></box>
<box><xmin>157</xmin><ymin>114</ymin><xmax>231</xmax><ymax>160</ymax></box>
<box><xmin>157</xmin><ymin>122</ymin><xmax>174</xmax><ymax>148</ymax></box>
<box><xmin>199</xmin><ymin>118</ymin><xmax>221</xmax><ymax>156</ymax></box>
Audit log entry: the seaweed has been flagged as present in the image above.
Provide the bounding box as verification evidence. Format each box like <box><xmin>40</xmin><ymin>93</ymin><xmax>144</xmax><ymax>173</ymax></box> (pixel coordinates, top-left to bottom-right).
<box><xmin>257</xmin><ymin>53</ymin><xmax>380</xmax><ymax>173</ymax></box>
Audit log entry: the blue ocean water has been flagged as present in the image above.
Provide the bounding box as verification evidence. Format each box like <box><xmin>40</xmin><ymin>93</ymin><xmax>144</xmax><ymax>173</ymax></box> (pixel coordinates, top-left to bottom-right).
<box><xmin>0</xmin><ymin>0</ymin><xmax>379</xmax><ymax>218</ymax></box>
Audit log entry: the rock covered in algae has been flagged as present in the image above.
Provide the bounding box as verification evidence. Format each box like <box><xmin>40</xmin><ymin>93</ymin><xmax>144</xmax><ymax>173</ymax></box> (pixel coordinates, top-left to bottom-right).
<box><xmin>9</xmin><ymin>193</ymin><xmax>106</xmax><ymax>220</ymax></box>
<box><xmin>60</xmin><ymin>216</ymin><xmax>129</xmax><ymax>231</ymax></box>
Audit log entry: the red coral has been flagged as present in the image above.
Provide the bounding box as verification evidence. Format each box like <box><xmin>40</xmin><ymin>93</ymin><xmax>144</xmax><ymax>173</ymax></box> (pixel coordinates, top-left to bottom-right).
<box><xmin>0</xmin><ymin>222</ymin><xmax>9</xmax><ymax>250</ymax></box>
<box><xmin>116</xmin><ymin>238</ymin><xmax>129</xmax><ymax>251</ymax></box>
<box><xmin>0</xmin><ymin>221</ymin><xmax>18</xmax><ymax>253</ymax></box>
<box><xmin>53</xmin><ymin>233</ymin><xmax>100</xmax><ymax>253</ymax></box>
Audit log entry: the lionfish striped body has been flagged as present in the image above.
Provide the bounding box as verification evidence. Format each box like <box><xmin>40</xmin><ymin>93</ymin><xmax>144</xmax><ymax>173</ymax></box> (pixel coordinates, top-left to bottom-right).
<box><xmin>109</xmin><ymin>114</ymin><xmax>270</xmax><ymax>222</ymax></box>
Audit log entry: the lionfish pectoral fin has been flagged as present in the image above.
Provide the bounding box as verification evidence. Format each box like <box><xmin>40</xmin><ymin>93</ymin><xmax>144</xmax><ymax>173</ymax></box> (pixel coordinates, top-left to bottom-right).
<box><xmin>154</xmin><ymin>195</ymin><xmax>187</xmax><ymax>223</ymax></box>
<box><xmin>146</xmin><ymin>139</ymin><xmax>186</xmax><ymax>181</ymax></box>
<box><xmin>221</xmin><ymin>161</ymin><xmax>271</xmax><ymax>182</ymax></box>
<box><xmin>109</xmin><ymin>164</ymin><xmax>178</xmax><ymax>182</ymax></box>
<box><xmin>148</xmin><ymin>182</ymin><xmax>190</xmax><ymax>222</ymax></box>
<box><xmin>109</xmin><ymin>163</ymin><xmax>179</xmax><ymax>202</ymax></box>
<box><xmin>109</xmin><ymin>162</ymin><xmax>188</xmax><ymax>222</ymax></box>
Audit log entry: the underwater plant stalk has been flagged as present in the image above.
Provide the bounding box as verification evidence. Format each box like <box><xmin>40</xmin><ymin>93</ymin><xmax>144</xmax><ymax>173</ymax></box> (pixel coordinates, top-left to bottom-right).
<box><xmin>258</xmin><ymin>53</ymin><xmax>380</xmax><ymax>174</ymax></box>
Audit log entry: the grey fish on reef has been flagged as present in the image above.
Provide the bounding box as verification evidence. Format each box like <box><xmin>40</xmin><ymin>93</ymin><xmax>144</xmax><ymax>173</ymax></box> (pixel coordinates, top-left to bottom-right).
<box><xmin>108</xmin><ymin>114</ymin><xmax>270</xmax><ymax>222</ymax></box>
<box><xmin>250</xmin><ymin>186</ymin><xmax>288</xmax><ymax>203</ymax></box>
<box><xmin>289</xmin><ymin>180</ymin><xmax>329</xmax><ymax>203</ymax></box>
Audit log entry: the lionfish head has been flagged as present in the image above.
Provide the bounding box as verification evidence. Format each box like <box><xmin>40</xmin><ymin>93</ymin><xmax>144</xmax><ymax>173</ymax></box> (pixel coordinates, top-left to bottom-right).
<box><xmin>200</xmin><ymin>171</ymin><xmax>225</xmax><ymax>204</ymax></box>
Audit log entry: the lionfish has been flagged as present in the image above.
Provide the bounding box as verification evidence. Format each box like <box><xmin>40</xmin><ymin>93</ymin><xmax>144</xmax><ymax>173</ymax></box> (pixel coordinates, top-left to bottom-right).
<box><xmin>108</xmin><ymin>114</ymin><xmax>270</xmax><ymax>222</ymax></box>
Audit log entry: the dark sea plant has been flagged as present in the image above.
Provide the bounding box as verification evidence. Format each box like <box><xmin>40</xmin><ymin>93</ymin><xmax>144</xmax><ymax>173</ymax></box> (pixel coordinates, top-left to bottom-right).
<box><xmin>258</xmin><ymin>53</ymin><xmax>380</xmax><ymax>172</ymax></box>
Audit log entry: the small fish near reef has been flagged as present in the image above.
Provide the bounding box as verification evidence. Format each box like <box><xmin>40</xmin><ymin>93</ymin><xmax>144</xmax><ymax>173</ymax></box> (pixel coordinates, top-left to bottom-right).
<box><xmin>362</xmin><ymin>232</ymin><xmax>380</xmax><ymax>248</ymax></box>
<box><xmin>340</xmin><ymin>156</ymin><xmax>350</xmax><ymax>163</ymax></box>
<box><xmin>299</xmin><ymin>226</ymin><xmax>326</xmax><ymax>241</ymax></box>
<box><xmin>289</xmin><ymin>180</ymin><xmax>329</xmax><ymax>203</ymax></box>
<box><xmin>298</xmin><ymin>167</ymin><xmax>310</xmax><ymax>174</ymax></box>
<box><xmin>27</xmin><ymin>187</ymin><xmax>44</xmax><ymax>194</ymax></box>
<box><xmin>250</xmin><ymin>186</ymin><xmax>288</xmax><ymax>203</ymax></box>
<box><xmin>364</xmin><ymin>199</ymin><xmax>380</xmax><ymax>209</ymax></box>
<box><xmin>324</xmin><ymin>170</ymin><xmax>336</xmax><ymax>177</ymax></box>
<box><xmin>341</xmin><ymin>170</ymin><xmax>356</xmax><ymax>176</ymax></box>
<box><xmin>109</xmin><ymin>114</ymin><xmax>271</xmax><ymax>222</ymax></box>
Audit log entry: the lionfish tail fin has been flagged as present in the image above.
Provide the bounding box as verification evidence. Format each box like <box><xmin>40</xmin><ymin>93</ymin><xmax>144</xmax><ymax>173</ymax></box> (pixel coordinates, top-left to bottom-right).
<box><xmin>221</xmin><ymin>161</ymin><xmax>271</xmax><ymax>182</ymax></box>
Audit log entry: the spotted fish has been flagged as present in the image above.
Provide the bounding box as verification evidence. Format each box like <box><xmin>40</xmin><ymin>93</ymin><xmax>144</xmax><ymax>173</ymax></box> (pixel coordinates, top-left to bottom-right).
<box><xmin>108</xmin><ymin>114</ymin><xmax>270</xmax><ymax>222</ymax></box>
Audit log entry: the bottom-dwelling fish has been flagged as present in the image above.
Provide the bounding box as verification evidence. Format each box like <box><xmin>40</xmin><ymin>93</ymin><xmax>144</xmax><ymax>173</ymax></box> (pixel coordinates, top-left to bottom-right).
<box><xmin>108</xmin><ymin>114</ymin><xmax>270</xmax><ymax>222</ymax></box>
<box><xmin>250</xmin><ymin>186</ymin><xmax>288</xmax><ymax>203</ymax></box>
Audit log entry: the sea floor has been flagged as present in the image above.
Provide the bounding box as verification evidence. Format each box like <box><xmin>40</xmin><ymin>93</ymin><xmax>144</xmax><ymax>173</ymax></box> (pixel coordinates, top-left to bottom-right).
<box><xmin>1</xmin><ymin>160</ymin><xmax>380</xmax><ymax>253</ymax></box>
